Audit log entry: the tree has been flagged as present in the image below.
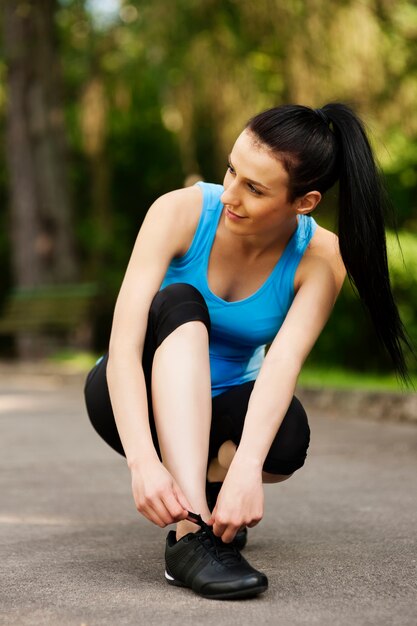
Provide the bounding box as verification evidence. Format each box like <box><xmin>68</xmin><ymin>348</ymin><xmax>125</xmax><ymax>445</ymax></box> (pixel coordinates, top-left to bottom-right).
<box><xmin>3</xmin><ymin>0</ymin><xmax>79</xmax><ymax>355</ymax></box>
<box><xmin>3</xmin><ymin>0</ymin><xmax>78</xmax><ymax>286</ymax></box>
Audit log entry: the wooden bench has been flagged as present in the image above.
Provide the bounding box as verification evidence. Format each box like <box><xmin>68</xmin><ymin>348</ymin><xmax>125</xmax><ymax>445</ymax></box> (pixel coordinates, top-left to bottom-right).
<box><xmin>0</xmin><ymin>283</ymin><xmax>99</xmax><ymax>355</ymax></box>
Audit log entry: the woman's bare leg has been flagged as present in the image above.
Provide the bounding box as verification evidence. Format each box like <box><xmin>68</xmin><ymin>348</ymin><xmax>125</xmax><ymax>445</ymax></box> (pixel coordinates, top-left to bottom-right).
<box><xmin>207</xmin><ymin>440</ymin><xmax>236</xmax><ymax>483</ymax></box>
<box><xmin>208</xmin><ymin>439</ymin><xmax>293</xmax><ymax>484</ymax></box>
<box><xmin>151</xmin><ymin>320</ymin><xmax>212</xmax><ymax>539</ymax></box>
<box><xmin>262</xmin><ymin>471</ymin><xmax>293</xmax><ymax>483</ymax></box>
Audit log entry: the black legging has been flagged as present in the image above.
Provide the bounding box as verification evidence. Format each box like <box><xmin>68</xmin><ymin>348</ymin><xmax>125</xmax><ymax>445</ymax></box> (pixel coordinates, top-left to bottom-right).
<box><xmin>84</xmin><ymin>283</ymin><xmax>310</xmax><ymax>475</ymax></box>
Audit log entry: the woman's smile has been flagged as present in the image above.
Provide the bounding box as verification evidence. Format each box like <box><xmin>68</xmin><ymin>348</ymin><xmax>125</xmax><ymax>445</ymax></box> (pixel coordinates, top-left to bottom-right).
<box><xmin>225</xmin><ymin>207</ymin><xmax>246</xmax><ymax>220</ymax></box>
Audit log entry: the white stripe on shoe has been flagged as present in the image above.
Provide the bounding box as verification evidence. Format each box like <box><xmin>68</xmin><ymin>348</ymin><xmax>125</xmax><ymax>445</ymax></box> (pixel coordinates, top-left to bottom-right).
<box><xmin>165</xmin><ymin>570</ymin><xmax>175</xmax><ymax>581</ymax></box>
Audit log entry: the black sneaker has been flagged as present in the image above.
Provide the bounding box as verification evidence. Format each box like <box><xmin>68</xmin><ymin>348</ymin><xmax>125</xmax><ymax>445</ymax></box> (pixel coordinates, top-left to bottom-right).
<box><xmin>164</xmin><ymin>512</ymin><xmax>267</xmax><ymax>600</ymax></box>
<box><xmin>206</xmin><ymin>481</ymin><xmax>248</xmax><ymax>550</ymax></box>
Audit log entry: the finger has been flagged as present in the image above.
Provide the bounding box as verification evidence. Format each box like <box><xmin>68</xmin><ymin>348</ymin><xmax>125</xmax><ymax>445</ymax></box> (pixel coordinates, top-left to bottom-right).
<box><xmin>140</xmin><ymin>506</ymin><xmax>167</xmax><ymax>528</ymax></box>
<box><xmin>149</xmin><ymin>499</ymin><xmax>176</xmax><ymax>526</ymax></box>
<box><xmin>172</xmin><ymin>483</ymin><xmax>193</xmax><ymax>512</ymax></box>
<box><xmin>247</xmin><ymin>519</ymin><xmax>260</xmax><ymax>528</ymax></box>
<box><xmin>221</xmin><ymin>526</ymin><xmax>239</xmax><ymax>544</ymax></box>
<box><xmin>133</xmin><ymin>487</ymin><xmax>168</xmax><ymax>524</ymax></box>
<box><xmin>212</xmin><ymin>520</ymin><xmax>227</xmax><ymax>538</ymax></box>
<box><xmin>163</xmin><ymin>491</ymin><xmax>189</xmax><ymax>521</ymax></box>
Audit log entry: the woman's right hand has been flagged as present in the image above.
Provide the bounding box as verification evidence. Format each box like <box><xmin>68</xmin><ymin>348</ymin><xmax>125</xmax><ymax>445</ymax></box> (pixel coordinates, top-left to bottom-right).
<box><xmin>130</xmin><ymin>458</ymin><xmax>192</xmax><ymax>527</ymax></box>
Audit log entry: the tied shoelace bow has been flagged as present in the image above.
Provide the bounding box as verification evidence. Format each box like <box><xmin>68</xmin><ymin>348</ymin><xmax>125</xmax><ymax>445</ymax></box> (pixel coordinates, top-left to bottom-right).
<box><xmin>187</xmin><ymin>511</ymin><xmax>242</xmax><ymax>565</ymax></box>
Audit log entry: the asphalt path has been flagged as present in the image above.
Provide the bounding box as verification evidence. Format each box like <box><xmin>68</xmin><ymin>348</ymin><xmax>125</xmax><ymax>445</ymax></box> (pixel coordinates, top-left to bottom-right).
<box><xmin>1</xmin><ymin>375</ymin><xmax>416</xmax><ymax>626</ymax></box>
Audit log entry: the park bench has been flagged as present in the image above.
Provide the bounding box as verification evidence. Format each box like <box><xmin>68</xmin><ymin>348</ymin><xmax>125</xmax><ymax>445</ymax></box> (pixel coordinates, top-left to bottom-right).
<box><xmin>0</xmin><ymin>283</ymin><xmax>99</xmax><ymax>354</ymax></box>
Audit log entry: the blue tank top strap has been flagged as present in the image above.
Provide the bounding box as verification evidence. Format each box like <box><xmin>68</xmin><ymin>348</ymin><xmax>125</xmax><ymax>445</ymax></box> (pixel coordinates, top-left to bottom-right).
<box><xmin>295</xmin><ymin>213</ymin><xmax>317</xmax><ymax>251</ymax></box>
<box><xmin>195</xmin><ymin>181</ymin><xmax>224</xmax><ymax>212</ymax></box>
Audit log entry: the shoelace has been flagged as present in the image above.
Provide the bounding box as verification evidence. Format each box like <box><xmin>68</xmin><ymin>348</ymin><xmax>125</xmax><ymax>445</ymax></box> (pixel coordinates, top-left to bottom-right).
<box><xmin>187</xmin><ymin>511</ymin><xmax>242</xmax><ymax>566</ymax></box>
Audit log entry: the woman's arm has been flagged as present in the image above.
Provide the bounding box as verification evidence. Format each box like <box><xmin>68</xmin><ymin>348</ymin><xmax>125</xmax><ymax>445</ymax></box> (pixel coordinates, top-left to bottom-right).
<box><xmin>236</xmin><ymin>255</ymin><xmax>344</xmax><ymax>465</ymax></box>
<box><xmin>106</xmin><ymin>186</ymin><xmax>201</xmax><ymax>526</ymax></box>
<box><xmin>210</xmin><ymin>255</ymin><xmax>346</xmax><ymax>542</ymax></box>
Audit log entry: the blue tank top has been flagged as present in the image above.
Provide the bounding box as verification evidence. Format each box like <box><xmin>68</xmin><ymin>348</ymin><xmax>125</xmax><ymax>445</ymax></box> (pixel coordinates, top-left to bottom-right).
<box><xmin>160</xmin><ymin>182</ymin><xmax>317</xmax><ymax>397</ymax></box>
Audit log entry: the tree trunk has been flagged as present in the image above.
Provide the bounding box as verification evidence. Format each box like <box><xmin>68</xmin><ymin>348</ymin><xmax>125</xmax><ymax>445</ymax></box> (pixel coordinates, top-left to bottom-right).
<box><xmin>3</xmin><ymin>0</ymin><xmax>79</xmax><ymax>356</ymax></box>
<box><xmin>4</xmin><ymin>0</ymin><xmax>78</xmax><ymax>285</ymax></box>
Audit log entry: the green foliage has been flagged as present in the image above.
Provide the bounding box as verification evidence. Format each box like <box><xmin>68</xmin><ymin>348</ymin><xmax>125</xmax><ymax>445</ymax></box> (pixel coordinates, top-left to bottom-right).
<box><xmin>387</xmin><ymin>231</ymin><xmax>417</xmax><ymax>354</ymax></box>
<box><xmin>47</xmin><ymin>348</ymin><xmax>98</xmax><ymax>370</ymax></box>
<box><xmin>298</xmin><ymin>364</ymin><xmax>417</xmax><ymax>391</ymax></box>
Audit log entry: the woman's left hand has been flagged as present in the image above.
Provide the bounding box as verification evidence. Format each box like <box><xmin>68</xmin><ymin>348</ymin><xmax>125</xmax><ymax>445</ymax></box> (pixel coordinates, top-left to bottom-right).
<box><xmin>207</xmin><ymin>459</ymin><xmax>264</xmax><ymax>543</ymax></box>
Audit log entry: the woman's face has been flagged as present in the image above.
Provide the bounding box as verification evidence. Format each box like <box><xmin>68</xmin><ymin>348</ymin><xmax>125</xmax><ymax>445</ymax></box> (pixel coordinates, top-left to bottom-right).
<box><xmin>221</xmin><ymin>130</ymin><xmax>298</xmax><ymax>238</ymax></box>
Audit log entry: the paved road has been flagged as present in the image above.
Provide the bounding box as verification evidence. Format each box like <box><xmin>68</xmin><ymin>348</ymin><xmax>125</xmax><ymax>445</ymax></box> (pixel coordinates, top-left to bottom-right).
<box><xmin>1</xmin><ymin>375</ymin><xmax>416</xmax><ymax>626</ymax></box>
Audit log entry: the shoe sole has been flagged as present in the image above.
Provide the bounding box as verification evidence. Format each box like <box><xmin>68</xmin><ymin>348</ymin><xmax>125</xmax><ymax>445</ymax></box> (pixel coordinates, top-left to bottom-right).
<box><xmin>164</xmin><ymin>569</ymin><xmax>267</xmax><ymax>600</ymax></box>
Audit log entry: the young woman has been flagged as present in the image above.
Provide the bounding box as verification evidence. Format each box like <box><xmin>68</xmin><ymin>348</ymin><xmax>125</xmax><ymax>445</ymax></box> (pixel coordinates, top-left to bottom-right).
<box><xmin>84</xmin><ymin>103</ymin><xmax>410</xmax><ymax>600</ymax></box>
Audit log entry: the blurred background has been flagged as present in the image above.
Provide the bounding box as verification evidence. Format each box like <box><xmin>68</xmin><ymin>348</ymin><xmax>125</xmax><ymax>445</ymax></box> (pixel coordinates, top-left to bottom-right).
<box><xmin>0</xmin><ymin>0</ymin><xmax>416</xmax><ymax>388</ymax></box>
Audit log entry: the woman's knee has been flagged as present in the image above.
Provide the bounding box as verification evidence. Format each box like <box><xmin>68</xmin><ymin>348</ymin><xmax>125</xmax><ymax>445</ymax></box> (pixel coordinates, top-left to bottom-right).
<box><xmin>262</xmin><ymin>396</ymin><xmax>310</xmax><ymax>476</ymax></box>
<box><xmin>84</xmin><ymin>354</ymin><xmax>126</xmax><ymax>457</ymax></box>
<box><xmin>149</xmin><ymin>283</ymin><xmax>211</xmax><ymax>349</ymax></box>
<box><xmin>151</xmin><ymin>283</ymin><xmax>208</xmax><ymax>314</ymax></box>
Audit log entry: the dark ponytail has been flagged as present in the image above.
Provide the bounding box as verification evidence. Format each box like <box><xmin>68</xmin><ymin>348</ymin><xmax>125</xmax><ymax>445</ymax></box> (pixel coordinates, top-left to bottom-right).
<box><xmin>247</xmin><ymin>103</ymin><xmax>413</xmax><ymax>384</ymax></box>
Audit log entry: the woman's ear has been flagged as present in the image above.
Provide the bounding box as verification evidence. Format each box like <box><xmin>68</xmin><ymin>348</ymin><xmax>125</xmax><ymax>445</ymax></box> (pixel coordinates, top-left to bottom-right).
<box><xmin>296</xmin><ymin>191</ymin><xmax>322</xmax><ymax>215</ymax></box>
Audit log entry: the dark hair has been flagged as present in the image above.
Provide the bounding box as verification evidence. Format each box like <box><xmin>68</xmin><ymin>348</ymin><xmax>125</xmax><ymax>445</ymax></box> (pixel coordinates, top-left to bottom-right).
<box><xmin>247</xmin><ymin>103</ymin><xmax>413</xmax><ymax>384</ymax></box>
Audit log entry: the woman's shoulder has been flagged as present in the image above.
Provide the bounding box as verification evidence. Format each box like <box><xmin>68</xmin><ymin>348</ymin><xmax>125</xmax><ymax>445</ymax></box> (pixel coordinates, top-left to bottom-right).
<box><xmin>153</xmin><ymin>184</ymin><xmax>204</xmax><ymax>257</ymax></box>
<box><xmin>308</xmin><ymin>223</ymin><xmax>341</xmax><ymax>258</ymax></box>
<box><xmin>296</xmin><ymin>222</ymin><xmax>346</xmax><ymax>292</ymax></box>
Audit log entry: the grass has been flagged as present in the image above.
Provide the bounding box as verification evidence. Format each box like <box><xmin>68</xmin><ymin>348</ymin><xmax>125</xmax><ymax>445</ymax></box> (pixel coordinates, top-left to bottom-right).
<box><xmin>298</xmin><ymin>365</ymin><xmax>416</xmax><ymax>392</ymax></box>
<box><xmin>47</xmin><ymin>350</ymin><xmax>416</xmax><ymax>392</ymax></box>
<box><xmin>47</xmin><ymin>349</ymin><xmax>100</xmax><ymax>371</ymax></box>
